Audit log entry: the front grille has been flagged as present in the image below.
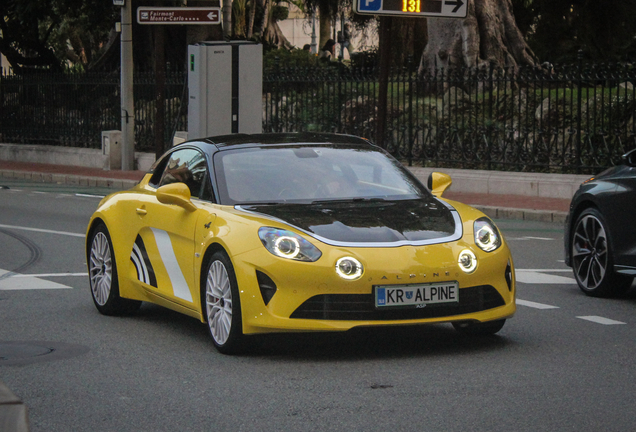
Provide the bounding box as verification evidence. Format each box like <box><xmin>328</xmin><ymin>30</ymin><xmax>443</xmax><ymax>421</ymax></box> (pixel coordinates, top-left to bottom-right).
<box><xmin>290</xmin><ymin>285</ymin><xmax>505</xmax><ymax>321</ymax></box>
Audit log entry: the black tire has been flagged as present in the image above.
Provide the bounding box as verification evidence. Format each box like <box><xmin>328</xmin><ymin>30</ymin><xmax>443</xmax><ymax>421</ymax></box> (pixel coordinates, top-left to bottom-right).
<box><xmin>202</xmin><ymin>251</ymin><xmax>245</xmax><ymax>354</ymax></box>
<box><xmin>452</xmin><ymin>319</ymin><xmax>506</xmax><ymax>336</ymax></box>
<box><xmin>87</xmin><ymin>223</ymin><xmax>141</xmax><ymax>315</ymax></box>
<box><xmin>571</xmin><ymin>208</ymin><xmax>634</xmax><ymax>297</ymax></box>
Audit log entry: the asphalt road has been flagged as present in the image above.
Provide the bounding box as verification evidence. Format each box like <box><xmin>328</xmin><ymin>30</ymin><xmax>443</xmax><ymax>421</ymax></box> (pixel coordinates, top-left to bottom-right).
<box><xmin>1</xmin><ymin>181</ymin><xmax>635</xmax><ymax>432</ymax></box>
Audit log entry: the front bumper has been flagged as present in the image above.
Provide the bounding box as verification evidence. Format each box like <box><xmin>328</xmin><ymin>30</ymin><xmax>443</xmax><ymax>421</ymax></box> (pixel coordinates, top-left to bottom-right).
<box><xmin>233</xmin><ymin>240</ymin><xmax>516</xmax><ymax>335</ymax></box>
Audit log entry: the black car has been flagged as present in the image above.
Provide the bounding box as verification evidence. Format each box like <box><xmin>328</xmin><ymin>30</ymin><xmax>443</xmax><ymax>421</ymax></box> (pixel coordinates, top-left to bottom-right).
<box><xmin>564</xmin><ymin>148</ymin><xmax>636</xmax><ymax>297</ymax></box>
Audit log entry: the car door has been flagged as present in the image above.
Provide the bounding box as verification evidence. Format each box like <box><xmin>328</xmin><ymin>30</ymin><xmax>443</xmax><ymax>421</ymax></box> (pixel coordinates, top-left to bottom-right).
<box><xmin>608</xmin><ymin>164</ymin><xmax>636</xmax><ymax>270</ymax></box>
<box><xmin>130</xmin><ymin>148</ymin><xmax>214</xmax><ymax>309</ymax></box>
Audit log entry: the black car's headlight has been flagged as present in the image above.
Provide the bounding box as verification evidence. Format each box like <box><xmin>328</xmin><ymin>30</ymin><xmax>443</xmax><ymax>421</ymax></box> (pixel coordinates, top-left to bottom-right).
<box><xmin>259</xmin><ymin>227</ymin><xmax>322</xmax><ymax>262</ymax></box>
<box><xmin>474</xmin><ymin>218</ymin><xmax>501</xmax><ymax>252</ymax></box>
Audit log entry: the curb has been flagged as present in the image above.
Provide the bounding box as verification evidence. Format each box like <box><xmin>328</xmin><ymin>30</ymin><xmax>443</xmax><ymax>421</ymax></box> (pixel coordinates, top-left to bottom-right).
<box><xmin>1</xmin><ymin>169</ymin><xmax>139</xmax><ymax>190</ymax></box>
<box><xmin>474</xmin><ymin>205</ymin><xmax>568</xmax><ymax>224</ymax></box>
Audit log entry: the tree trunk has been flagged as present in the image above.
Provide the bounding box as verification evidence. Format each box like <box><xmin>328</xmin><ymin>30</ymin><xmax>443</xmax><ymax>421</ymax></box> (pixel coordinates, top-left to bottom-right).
<box><xmin>318</xmin><ymin>5</ymin><xmax>332</xmax><ymax>50</ymax></box>
<box><xmin>222</xmin><ymin>0</ymin><xmax>232</xmax><ymax>39</ymax></box>
<box><xmin>261</xmin><ymin>0</ymin><xmax>271</xmax><ymax>35</ymax></box>
<box><xmin>247</xmin><ymin>0</ymin><xmax>257</xmax><ymax>39</ymax></box>
<box><xmin>419</xmin><ymin>0</ymin><xmax>536</xmax><ymax>72</ymax></box>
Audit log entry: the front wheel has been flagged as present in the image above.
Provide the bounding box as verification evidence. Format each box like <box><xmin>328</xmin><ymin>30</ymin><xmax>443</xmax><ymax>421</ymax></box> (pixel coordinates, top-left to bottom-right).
<box><xmin>571</xmin><ymin>208</ymin><xmax>633</xmax><ymax>297</ymax></box>
<box><xmin>452</xmin><ymin>319</ymin><xmax>506</xmax><ymax>336</ymax></box>
<box><xmin>203</xmin><ymin>251</ymin><xmax>244</xmax><ymax>354</ymax></box>
<box><xmin>88</xmin><ymin>223</ymin><xmax>141</xmax><ymax>315</ymax></box>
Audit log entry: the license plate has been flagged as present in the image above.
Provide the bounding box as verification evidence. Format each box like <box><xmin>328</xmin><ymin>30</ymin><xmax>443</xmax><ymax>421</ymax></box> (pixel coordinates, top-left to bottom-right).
<box><xmin>375</xmin><ymin>282</ymin><xmax>459</xmax><ymax>308</ymax></box>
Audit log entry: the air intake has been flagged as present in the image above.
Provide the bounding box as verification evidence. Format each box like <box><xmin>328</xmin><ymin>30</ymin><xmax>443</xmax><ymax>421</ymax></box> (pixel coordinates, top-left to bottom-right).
<box><xmin>256</xmin><ymin>271</ymin><xmax>277</xmax><ymax>305</ymax></box>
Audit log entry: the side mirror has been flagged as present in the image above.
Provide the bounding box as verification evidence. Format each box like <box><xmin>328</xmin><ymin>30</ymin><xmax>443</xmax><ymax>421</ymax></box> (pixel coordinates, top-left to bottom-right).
<box><xmin>622</xmin><ymin>148</ymin><xmax>636</xmax><ymax>168</ymax></box>
<box><xmin>156</xmin><ymin>183</ymin><xmax>197</xmax><ymax>212</ymax></box>
<box><xmin>427</xmin><ymin>172</ymin><xmax>452</xmax><ymax>197</ymax></box>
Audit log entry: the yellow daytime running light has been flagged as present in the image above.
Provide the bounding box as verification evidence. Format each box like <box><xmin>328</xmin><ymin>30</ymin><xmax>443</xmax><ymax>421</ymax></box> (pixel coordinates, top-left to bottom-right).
<box><xmin>458</xmin><ymin>249</ymin><xmax>477</xmax><ymax>273</ymax></box>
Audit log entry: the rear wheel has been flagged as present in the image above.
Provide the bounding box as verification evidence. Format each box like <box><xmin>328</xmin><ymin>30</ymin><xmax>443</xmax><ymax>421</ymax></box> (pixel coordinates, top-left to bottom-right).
<box><xmin>203</xmin><ymin>251</ymin><xmax>244</xmax><ymax>354</ymax></box>
<box><xmin>452</xmin><ymin>319</ymin><xmax>506</xmax><ymax>336</ymax></box>
<box><xmin>571</xmin><ymin>208</ymin><xmax>633</xmax><ymax>297</ymax></box>
<box><xmin>88</xmin><ymin>223</ymin><xmax>141</xmax><ymax>315</ymax></box>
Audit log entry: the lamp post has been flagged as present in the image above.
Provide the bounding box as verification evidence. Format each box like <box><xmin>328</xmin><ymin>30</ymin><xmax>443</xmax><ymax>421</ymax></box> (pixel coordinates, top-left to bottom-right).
<box><xmin>310</xmin><ymin>14</ymin><xmax>317</xmax><ymax>54</ymax></box>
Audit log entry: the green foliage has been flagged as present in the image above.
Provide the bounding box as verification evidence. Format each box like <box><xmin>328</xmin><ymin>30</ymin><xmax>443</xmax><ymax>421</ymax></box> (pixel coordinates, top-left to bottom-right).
<box><xmin>512</xmin><ymin>0</ymin><xmax>636</xmax><ymax>63</ymax></box>
<box><xmin>263</xmin><ymin>47</ymin><xmax>322</xmax><ymax>68</ymax></box>
<box><xmin>0</xmin><ymin>0</ymin><xmax>119</xmax><ymax>72</ymax></box>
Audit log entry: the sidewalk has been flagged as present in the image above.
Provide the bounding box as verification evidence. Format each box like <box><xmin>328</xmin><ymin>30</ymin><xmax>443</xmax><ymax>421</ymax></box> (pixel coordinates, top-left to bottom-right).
<box><xmin>0</xmin><ymin>160</ymin><xmax>572</xmax><ymax>223</ymax></box>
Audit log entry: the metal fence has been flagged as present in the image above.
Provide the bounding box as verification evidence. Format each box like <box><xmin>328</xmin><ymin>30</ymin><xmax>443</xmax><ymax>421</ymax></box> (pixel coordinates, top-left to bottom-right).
<box><xmin>264</xmin><ymin>61</ymin><xmax>636</xmax><ymax>174</ymax></box>
<box><xmin>2</xmin><ymin>61</ymin><xmax>635</xmax><ymax>173</ymax></box>
<box><xmin>0</xmin><ymin>69</ymin><xmax>187</xmax><ymax>153</ymax></box>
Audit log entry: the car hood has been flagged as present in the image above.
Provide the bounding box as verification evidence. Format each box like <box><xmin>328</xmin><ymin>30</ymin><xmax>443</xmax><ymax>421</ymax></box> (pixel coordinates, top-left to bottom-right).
<box><xmin>240</xmin><ymin>198</ymin><xmax>461</xmax><ymax>245</ymax></box>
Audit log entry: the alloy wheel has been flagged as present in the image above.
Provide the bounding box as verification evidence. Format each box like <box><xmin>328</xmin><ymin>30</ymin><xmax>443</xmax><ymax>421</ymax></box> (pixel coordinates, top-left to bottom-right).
<box><xmin>572</xmin><ymin>214</ymin><xmax>608</xmax><ymax>290</ymax></box>
<box><xmin>89</xmin><ymin>232</ymin><xmax>112</xmax><ymax>306</ymax></box>
<box><xmin>205</xmin><ymin>260</ymin><xmax>233</xmax><ymax>346</ymax></box>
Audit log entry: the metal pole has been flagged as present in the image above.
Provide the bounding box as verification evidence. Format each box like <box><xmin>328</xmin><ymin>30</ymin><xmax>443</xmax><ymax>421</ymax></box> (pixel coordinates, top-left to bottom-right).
<box><xmin>310</xmin><ymin>15</ymin><xmax>317</xmax><ymax>54</ymax></box>
<box><xmin>376</xmin><ymin>16</ymin><xmax>391</xmax><ymax>149</ymax></box>
<box><xmin>154</xmin><ymin>26</ymin><xmax>166</xmax><ymax>159</ymax></box>
<box><xmin>121</xmin><ymin>2</ymin><xmax>135</xmax><ymax>170</ymax></box>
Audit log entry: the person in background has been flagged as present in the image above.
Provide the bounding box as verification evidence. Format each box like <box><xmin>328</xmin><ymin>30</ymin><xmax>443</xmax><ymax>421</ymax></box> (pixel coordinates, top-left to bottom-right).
<box><xmin>342</xmin><ymin>23</ymin><xmax>355</xmax><ymax>56</ymax></box>
<box><xmin>319</xmin><ymin>39</ymin><xmax>336</xmax><ymax>61</ymax></box>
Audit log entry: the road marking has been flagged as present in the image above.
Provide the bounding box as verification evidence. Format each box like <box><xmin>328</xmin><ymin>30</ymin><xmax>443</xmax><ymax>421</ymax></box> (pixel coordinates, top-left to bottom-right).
<box><xmin>0</xmin><ymin>223</ymin><xmax>85</xmax><ymax>238</ymax></box>
<box><xmin>507</xmin><ymin>236</ymin><xmax>555</xmax><ymax>241</ymax></box>
<box><xmin>515</xmin><ymin>269</ymin><xmax>576</xmax><ymax>284</ymax></box>
<box><xmin>0</xmin><ymin>269</ymin><xmax>73</xmax><ymax>290</ymax></box>
<box><xmin>517</xmin><ymin>269</ymin><xmax>571</xmax><ymax>272</ymax></box>
<box><xmin>75</xmin><ymin>193</ymin><xmax>105</xmax><ymax>198</ymax></box>
<box><xmin>577</xmin><ymin>316</ymin><xmax>626</xmax><ymax>325</ymax></box>
<box><xmin>10</xmin><ymin>272</ymin><xmax>87</xmax><ymax>278</ymax></box>
<box><xmin>516</xmin><ymin>299</ymin><xmax>560</xmax><ymax>309</ymax></box>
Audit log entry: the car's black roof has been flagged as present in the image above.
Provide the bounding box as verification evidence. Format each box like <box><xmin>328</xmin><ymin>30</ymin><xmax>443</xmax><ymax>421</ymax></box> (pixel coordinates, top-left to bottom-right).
<box><xmin>193</xmin><ymin>132</ymin><xmax>374</xmax><ymax>149</ymax></box>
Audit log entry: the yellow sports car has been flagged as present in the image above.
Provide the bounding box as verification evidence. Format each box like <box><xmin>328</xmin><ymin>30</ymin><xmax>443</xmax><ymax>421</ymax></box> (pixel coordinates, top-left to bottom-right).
<box><xmin>86</xmin><ymin>133</ymin><xmax>515</xmax><ymax>354</ymax></box>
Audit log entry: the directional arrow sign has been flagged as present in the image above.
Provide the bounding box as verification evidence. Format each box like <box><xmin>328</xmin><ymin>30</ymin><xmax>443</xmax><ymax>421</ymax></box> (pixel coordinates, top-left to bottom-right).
<box><xmin>137</xmin><ymin>7</ymin><xmax>221</xmax><ymax>25</ymax></box>
<box><xmin>354</xmin><ymin>0</ymin><xmax>467</xmax><ymax>18</ymax></box>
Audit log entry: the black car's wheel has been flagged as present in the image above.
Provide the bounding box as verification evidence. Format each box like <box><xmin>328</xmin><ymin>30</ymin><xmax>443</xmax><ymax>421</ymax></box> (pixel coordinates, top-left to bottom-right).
<box><xmin>88</xmin><ymin>223</ymin><xmax>141</xmax><ymax>315</ymax></box>
<box><xmin>452</xmin><ymin>319</ymin><xmax>506</xmax><ymax>336</ymax></box>
<box><xmin>203</xmin><ymin>251</ymin><xmax>245</xmax><ymax>354</ymax></box>
<box><xmin>571</xmin><ymin>208</ymin><xmax>633</xmax><ymax>297</ymax></box>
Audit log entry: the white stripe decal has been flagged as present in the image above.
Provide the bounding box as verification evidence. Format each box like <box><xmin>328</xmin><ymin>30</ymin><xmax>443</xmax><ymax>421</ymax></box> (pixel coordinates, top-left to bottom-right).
<box><xmin>577</xmin><ymin>316</ymin><xmax>626</xmax><ymax>325</ymax></box>
<box><xmin>0</xmin><ymin>223</ymin><xmax>85</xmax><ymax>238</ymax></box>
<box><xmin>150</xmin><ymin>228</ymin><xmax>193</xmax><ymax>302</ymax></box>
<box><xmin>516</xmin><ymin>299</ymin><xmax>559</xmax><ymax>309</ymax></box>
<box><xmin>132</xmin><ymin>243</ymin><xmax>150</xmax><ymax>284</ymax></box>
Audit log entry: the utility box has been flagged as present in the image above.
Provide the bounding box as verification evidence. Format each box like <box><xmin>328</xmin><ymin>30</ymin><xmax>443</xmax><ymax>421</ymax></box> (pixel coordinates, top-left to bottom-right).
<box><xmin>188</xmin><ymin>41</ymin><xmax>263</xmax><ymax>140</ymax></box>
<box><xmin>101</xmin><ymin>130</ymin><xmax>122</xmax><ymax>170</ymax></box>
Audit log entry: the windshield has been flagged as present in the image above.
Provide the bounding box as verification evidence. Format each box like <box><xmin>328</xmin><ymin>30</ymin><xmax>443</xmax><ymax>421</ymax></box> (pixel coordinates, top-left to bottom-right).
<box><xmin>213</xmin><ymin>145</ymin><xmax>431</xmax><ymax>205</ymax></box>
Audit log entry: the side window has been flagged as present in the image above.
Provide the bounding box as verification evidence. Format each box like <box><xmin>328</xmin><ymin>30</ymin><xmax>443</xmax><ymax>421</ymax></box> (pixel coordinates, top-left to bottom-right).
<box><xmin>158</xmin><ymin>149</ymin><xmax>210</xmax><ymax>200</ymax></box>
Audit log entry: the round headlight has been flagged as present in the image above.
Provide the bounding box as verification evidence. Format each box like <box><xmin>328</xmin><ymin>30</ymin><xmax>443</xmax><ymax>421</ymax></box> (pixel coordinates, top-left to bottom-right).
<box><xmin>335</xmin><ymin>257</ymin><xmax>364</xmax><ymax>280</ymax></box>
<box><xmin>258</xmin><ymin>227</ymin><xmax>322</xmax><ymax>262</ymax></box>
<box><xmin>458</xmin><ymin>249</ymin><xmax>477</xmax><ymax>273</ymax></box>
<box><xmin>274</xmin><ymin>236</ymin><xmax>300</xmax><ymax>259</ymax></box>
<box><xmin>474</xmin><ymin>218</ymin><xmax>501</xmax><ymax>252</ymax></box>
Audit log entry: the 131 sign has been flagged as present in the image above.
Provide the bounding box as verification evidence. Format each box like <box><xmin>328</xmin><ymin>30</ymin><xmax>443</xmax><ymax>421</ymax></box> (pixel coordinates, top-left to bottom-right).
<box><xmin>353</xmin><ymin>0</ymin><xmax>467</xmax><ymax>18</ymax></box>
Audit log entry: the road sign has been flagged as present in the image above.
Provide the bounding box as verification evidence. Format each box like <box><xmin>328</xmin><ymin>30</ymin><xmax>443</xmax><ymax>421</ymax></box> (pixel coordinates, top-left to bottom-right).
<box><xmin>137</xmin><ymin>7</ymin><xmax>221</xmax><ymax>25</ymax></box>
<box><xmin>354</xmin><ymin>0</ymin><xmax>467</xmax><ymax>18</ymax></box>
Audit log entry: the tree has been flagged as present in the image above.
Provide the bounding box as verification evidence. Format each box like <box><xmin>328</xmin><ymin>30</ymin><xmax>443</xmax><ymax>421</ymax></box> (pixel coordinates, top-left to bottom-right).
<box><xmin>419</xmin><ymin>0</ymin><xmax>537</xmax><ymax>72</ymax></box>
<box><xmin>0</xmin><ymin>0</ymin><xmax>118</xmax><ymax>72</ymax></box>
<box><xmin>517</xmin><ymin>0</ymin><xmax>636</xmax><ymax>63</ymax></box>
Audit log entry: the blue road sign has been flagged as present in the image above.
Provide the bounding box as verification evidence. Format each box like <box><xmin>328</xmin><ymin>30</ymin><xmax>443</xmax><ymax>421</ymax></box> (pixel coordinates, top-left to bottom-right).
<box><xmin>358</xmin><ymin>0</ymin><xmax>382</xmax><ymax>12</ymax></box>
